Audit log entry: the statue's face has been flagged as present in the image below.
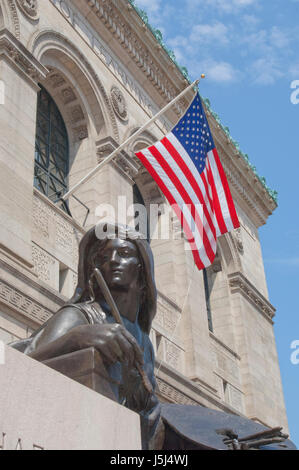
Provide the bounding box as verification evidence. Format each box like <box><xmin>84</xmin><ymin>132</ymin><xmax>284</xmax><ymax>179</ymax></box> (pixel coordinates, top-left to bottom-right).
<box><xmin>94</xmin><ymin>238</ymin><xmax>141</xmax><ymax>290</ymax></box>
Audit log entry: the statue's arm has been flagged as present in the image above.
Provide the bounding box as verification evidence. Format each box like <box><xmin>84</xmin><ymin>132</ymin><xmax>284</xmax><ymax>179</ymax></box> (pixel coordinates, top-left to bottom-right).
<box><xmin>25</xmin><ymin>307</ymin><xmax>90</xmax><ymax>361</ymax></box>
<box><xmin>20</xmin><ymin>307</ymin><xmax>144</xmax><ymax>367</ymax></box>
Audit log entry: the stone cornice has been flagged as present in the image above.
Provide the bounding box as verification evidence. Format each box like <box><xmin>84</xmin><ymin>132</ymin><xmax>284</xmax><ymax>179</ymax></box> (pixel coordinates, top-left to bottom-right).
<box><xmin>96</xmin><ymin>136</ymin><xmax>140</xmax><ymax>182</ymax></box>
<box><xmin>228</xmin><ymin>271</ymin><xmax>276</xmax><ymax>323</ymax></box>
<box><xmin>156</xmin><ymin>361</ymin><xmax>246</xmax><ymax>416</ymax></box>
<box><xmin>50</xmin><ymin>1</ymin><xmax>275</xmax><ymax>225</ymax></box>
<box><xmin>0</xmin><ymin>28</ymin><xmax>47</xmax><ymax>87</ymax></box>
<box><xmin>83</xmin><ymin>0</ymin><xmax>188</xmax><ymax>115</ymax></box>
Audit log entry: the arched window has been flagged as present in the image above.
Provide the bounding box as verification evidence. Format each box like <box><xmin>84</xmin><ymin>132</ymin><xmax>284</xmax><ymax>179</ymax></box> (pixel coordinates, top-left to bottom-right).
<box><xmin>34</xmin><ymin>86</ymin><xmax>69</xmax><ymax>203</ymax></box>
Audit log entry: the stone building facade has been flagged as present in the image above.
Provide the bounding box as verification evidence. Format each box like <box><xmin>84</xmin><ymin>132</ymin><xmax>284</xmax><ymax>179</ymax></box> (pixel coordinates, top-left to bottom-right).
<box><xmin>0</xmin><ymin>0</ymin><xmax>288</xmax><ymax>433</ymax></box>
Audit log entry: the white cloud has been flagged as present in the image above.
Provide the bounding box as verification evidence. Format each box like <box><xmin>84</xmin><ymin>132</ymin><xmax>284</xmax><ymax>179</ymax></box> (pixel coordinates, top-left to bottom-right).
<box><xmin>198</xmin><ymin>0</ymin><xmax>258</xmax><ymax>13</ymax></box>
<box><xmin>190</xmin><ymin>22</ymin><xmax>229</xmax><ymax>45</ymax></box>
<box><xmin>135</xmin><ymin>0</ymin><xmax>296</xmax><ymax>87</ymax></box>
<box><xmin>191</xmin><ymin>60</ymin><xmax>240</xmax><ymax>83</ymax></box>
<box><xmin>242</xmin><ymin>14</ymin><xmax>261</xmax><ymax>29</ymax></box>
<box><xmin>251</xmin><ymin>57</ymin><xmax>283</xmax><ymax>84</ymax></box>
<box><xmin>270</xmin><ymin>26</ymin><xmax>290</xmax><ymax>48</ymax></box>
<box><xmin>135</xmin><ymin>0</ymin><xmax>162</xmax><ymax>13</ymax></box>
<box><xmin>265</xmin><ymin>257</ymin><xmax>299</xmax><ymax>267</ymax></box>
<box><xmin>289</xmin><ymin>62</ymin><xmax>299</xmax><ymax>78</ymax></box>
<box><xmin>207</xmin><ymin>61</ymin><xmax>239</xmax><ymax>82</ymax></box>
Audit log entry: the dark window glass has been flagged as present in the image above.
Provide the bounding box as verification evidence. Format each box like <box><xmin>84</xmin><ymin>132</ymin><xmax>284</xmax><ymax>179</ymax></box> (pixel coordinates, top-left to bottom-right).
<box><xmin>203</xmin><ymin>268</ymin><xmax>213</xmax><ymax>332</ymax></box>
<box><xmin>34</xmin><ymin>86</ymin><xmax>69</xmax><ymax>203</ymax></box>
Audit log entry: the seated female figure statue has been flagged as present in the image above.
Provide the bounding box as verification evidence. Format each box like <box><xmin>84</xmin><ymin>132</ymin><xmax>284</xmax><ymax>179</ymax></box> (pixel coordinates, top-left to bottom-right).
<box><xmin>10</xmin><ymin>223</ymin><xmax>295</xmax><ymax>451</ymax></box>
<box><xmin>11</xmin><ymin>223</ymin><xmax>162</xmax><ymax>449</ymax></box>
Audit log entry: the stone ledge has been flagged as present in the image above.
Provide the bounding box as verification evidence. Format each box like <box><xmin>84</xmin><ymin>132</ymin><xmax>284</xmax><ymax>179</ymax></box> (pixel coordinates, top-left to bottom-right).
<box><xmin>0</xmin><ymin>28</ymin><xmax>48</xmax><ymax>88</ymax></box>
<box><xmin>0</xmin><ymin>346</ymin><xmax>141</xmax><ymax>450</ymax></box>
<box><xmin>209</xmin><ymin>332</ymin><xmax>241</xmax><ymax>360</ymax></box>
<box><xmin>228</xmin><ymin>271</ymin><xmax>276</xmax><ymax>323</ymax></box>
<box><xmin>156</xmin><ymin>360</ymin><xmax>248</xmax><ymax>418</ymax></box>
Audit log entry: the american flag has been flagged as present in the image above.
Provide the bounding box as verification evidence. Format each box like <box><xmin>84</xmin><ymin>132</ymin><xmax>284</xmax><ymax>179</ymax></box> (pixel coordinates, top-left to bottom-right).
<box><xmin>135</xmin><ymin>92</ymin><xmax>240</xmax><ymax>270</ymax></box>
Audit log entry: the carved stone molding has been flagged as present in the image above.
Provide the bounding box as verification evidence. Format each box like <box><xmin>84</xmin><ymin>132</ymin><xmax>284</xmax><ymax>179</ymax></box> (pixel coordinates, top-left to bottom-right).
<box><xmin>6</xmin><ymin>0</ymin><xmax>20</xmax><ymax>38</ymax></box>
<box><xmin>45</xmin><ymin>69</ymin><xmax>89</xmax><ymax>142</ymax></box>
<box><xmin>228</xmin><ymin>272</ymin><xmax>276</xmax><ymax>322</ymax></box>
<box><xmin>73</xmin><ymin>125</ymin><xmax>88</xmax><ymax>141</ymax></box>
<box><xmin>154</xmin><ymin>293</ymin><xmax>181</xmax><ymax>336</ymax></box>
<box><xmin>97</xmin><ymin>136</ymin><xmax>140</xmax><ymax>180</ymax></box>
<box><xmin>111</xmin><ymin>85</ymin><xmax>128</xmax><ymax>122</ymax></box>
<box><xmin>0</xmin><ymin>278</ymin><xmax>52</xmax><ymax>325</ymax></box>
<box><xmin>16</xmin><ymin>0</ymin><xmax>39</xmax><ymax>20</ymax></box>
<box><xmin>164</xmin><ymin>339</ymin><xmax>182</xmax><ymax>369</ymax></box>
<box><xmin>32</xmin><ymin>245</ymin><xmax>56</xmax><ymax>285</ymax></box>
<box><xmin>33</xmin><ymin>190</ymin><xmax>84</xmax><ymax>271</ymax></box>
<box><xmin>82</xmin><ymin>0</ymin><xmax>187</xmax><ymax>115</ymax></box>
<box><xmin>32</xmin><ymin>30</ymin><xmax>119</xmax><ymax>142</ymax></box>
<box><xmin>156</xmin><ymin>378</ymin><xmax>199</xmax><ymax>406</ymax></box>
<box><xmin>0</xmin><ymin>28</ymin><xmax>47</xmax><ymax>86</ymax></box>
<box><xmin>232</xmin><ymin>228</ymin><xmax>244</xmax><ymax>255</ymax></box>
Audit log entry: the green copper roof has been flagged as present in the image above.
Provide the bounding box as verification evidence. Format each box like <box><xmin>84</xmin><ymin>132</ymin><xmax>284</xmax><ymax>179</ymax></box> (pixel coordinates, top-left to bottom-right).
<box><xmin>127</xmin><ymin>0</ymin><xmax>278</xmax><ymax>204</ymax></box>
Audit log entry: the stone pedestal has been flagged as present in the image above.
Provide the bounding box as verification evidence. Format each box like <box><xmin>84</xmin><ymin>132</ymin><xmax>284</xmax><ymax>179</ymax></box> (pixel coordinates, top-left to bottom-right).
<box><xmin>0</xmin><ymin>345</ymin><xmax>141</xmax><ymax>450</ymax></box>
<box><xmin>43</xmin><ymin>347</ymin><xmax>118</xmax><ymax>403</ymax></box>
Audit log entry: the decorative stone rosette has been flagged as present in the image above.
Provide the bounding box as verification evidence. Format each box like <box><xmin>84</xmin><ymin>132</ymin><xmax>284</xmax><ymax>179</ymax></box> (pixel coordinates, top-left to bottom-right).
<box><xmin>16</xmin><ymin>0</ymin><xmax>39</xmax><ymax>20</ymax></box>
<box><xmin>110</xmin><ymin>85</ymin><xmax>128</xmax><ymax>121</ymax></box>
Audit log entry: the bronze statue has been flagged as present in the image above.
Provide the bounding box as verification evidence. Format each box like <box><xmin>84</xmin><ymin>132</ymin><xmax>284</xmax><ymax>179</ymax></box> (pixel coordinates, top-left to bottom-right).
<box><xmin>10</xmin><ymin>223</ymin><xmax>296</xmax><ymax>450</ymax></box>
<box><xmin>11</xmin><ymin>223</ymin><xmax>163</xmax><ymax>449</ymax></box>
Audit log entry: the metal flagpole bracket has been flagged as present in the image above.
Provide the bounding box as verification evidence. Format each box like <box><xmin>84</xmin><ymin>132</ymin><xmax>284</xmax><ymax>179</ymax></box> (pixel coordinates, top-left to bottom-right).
<box><xmin>62</xmin><ymin>78</ymin><xmax>202</xmax><ymax>202</ymax></box>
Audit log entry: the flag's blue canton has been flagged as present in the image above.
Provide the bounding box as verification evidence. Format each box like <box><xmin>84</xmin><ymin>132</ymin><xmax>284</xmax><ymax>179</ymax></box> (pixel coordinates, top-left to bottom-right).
<box><xmin>172</xmin><ymin>93</ymin><xmax>215</xmax><ymax>174</ymax></box>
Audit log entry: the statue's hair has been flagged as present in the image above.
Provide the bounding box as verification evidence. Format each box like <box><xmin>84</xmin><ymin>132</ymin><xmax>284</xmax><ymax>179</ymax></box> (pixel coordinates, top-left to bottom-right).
<box><xmin>69</xmin><ymin>223</ymin><xmax>157</xmax><ymax>334</ymax></box>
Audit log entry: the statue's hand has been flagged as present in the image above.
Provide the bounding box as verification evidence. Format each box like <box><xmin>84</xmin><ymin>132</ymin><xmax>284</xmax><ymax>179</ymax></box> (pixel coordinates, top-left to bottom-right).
<box><xmin>72</xmin><ymin>323</ymin><xmax>144</xmax><ymax>367</ymax></box>
<box><xmin>120</xmin><ymin>367</ymin><xmax>151</xmax><ymax>413</ymax></box>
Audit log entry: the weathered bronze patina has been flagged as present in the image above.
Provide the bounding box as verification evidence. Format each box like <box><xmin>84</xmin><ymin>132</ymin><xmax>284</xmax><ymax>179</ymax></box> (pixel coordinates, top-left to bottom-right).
<box><xmin>10</xmin><ymin>223</ymin><xmax>296</xmax><ymax>450</ymax></box>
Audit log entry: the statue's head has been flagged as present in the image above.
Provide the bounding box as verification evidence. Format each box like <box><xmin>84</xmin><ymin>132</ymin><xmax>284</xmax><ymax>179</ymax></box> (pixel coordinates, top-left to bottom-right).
<box><xmin>70</xmin><ymin>223</ymin><xmax>157</xmax><ymax>334</ymax></box>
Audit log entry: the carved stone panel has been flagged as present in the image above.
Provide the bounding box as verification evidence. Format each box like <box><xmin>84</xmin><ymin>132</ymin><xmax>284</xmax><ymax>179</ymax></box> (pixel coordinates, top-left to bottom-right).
<box><xmin>32</xmin><ymin>244</ymin><xmax>58</xmax><ymax>290</ymax></box>
<box><xmin>111</xmin><ymin>86</ymin><xmax>128</xmax><ymax>122</ymax></box>
<box><xmin>0</xmin><ymin>280</ymin><xmax>52</xmax><ymax>325</ymax></box>
<box><xmin>16</xmin><ymin>0</ymin><xmax>39</xmax><ymax>20</ymax></box>
<box><xmin>224</xmin><ymin>383</ymin><xmax>244</xmax><ymax>414</ymax></box>
<box><xmin>156</xmin><ymin>378</ymin><xmax>199</xmax><ymax>406</ymax></box>
<box><xmin>154</xmin><ymin>295</ymin><xmax>181</xmax><ymax>336</ymax></box>
<box><xmin>215</xmin><ymin>350</ymin><xmax>240</xmax><ymax>382</ymax></box>
<box><xmin>164</xmin><ymin>339</ymin><xmax>182</xmax><ymax>369</ymax></box>
<box><xmin>32</xmin><ymin>192</ymin><xmax>84</xmax><ymax>272</ymax></box>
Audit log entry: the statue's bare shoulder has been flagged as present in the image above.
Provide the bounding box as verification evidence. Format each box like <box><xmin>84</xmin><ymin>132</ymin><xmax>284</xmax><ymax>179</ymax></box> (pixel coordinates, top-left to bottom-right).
<box><xmin>28</xmin><ymin>306</ymin><xmax>89</xmax><ymax>353</ymax></box>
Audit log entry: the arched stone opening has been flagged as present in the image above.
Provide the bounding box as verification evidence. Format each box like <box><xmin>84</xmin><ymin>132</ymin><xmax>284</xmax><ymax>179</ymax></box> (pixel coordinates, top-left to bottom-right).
<box><xmin>31</xmin><ymin>30</ymin><xmax>118</xmax><ymax>142</ymax></box>
<box><xmin>33</xmin><ymin>65</ymin><xmax>95</xmax><ymax>219</ymax></box>
<box><xmin>30</xmin><ymin>31</ymin><xmax>119</xmax><ymax>223</ymax></box>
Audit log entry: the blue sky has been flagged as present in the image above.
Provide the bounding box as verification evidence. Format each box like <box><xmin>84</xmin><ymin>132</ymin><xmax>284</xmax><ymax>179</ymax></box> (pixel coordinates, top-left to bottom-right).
<box><xmin>134</xmin><ymin>0</ymin><xmax>299</xmax><ymax>447</ymax></box>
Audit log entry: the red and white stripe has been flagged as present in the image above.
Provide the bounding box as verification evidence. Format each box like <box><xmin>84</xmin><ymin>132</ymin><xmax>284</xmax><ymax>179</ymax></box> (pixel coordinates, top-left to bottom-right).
<box><xmin>136</xmin><ymin>132</ymin><xmax>240</xmax><ymax>270</ymax></box>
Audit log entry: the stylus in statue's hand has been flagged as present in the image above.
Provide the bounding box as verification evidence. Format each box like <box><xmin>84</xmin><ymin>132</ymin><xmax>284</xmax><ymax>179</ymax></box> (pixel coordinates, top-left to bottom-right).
<box><xmin>92</xmin><ymin>268</ymin><xmax>153</xmax><ymax>394</ymax></box>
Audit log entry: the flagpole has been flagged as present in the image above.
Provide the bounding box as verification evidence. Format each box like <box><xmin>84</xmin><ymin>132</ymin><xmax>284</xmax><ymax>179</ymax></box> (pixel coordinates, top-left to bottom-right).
<box><xmin>62</xmin><ymin>78</ymin><xmax>201</xmax><ymax>201</ymax></box>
